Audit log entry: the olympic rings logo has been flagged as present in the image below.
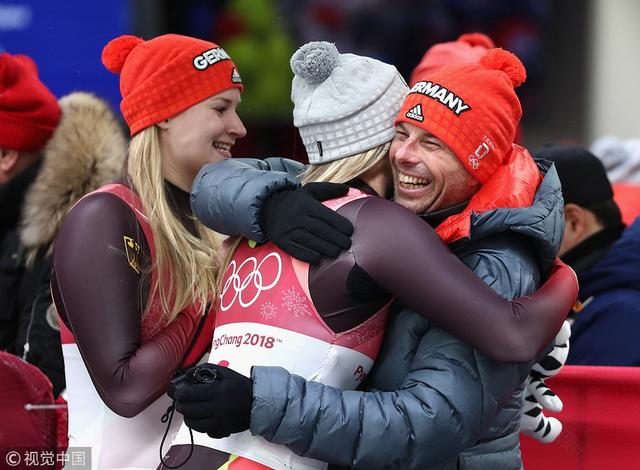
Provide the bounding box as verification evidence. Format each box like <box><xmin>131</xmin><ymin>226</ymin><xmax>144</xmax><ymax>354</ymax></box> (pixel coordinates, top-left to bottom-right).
<box><xmin>468</xmin><ymin>154</ymin><xmax>481</xmax><ymax>170</ymax></box>
<box><xmin>220</xmin><ymin>252</ymin><xmax>282</xmax><ymax>311</ymax></box>
<box><xmin>468</xmin><ymin>142</ymin><xmax>490</xmax><ymax>171</ymax></box>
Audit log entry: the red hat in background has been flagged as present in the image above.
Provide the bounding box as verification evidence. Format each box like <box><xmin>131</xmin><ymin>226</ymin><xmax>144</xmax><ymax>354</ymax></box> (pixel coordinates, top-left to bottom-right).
<box><xmin>102</xmin><ymin>34</ymin><xmax>244</xmax><ymax>136</ymax></box>
<box><xmin>409</xmin><ymin>33</ymin><xmax>495</xmax><ymax>86</ymax></box>
<box><xmin>0</xmin><ymin>53</ymin><xmax>61</xmax><ymax>153</ymax></box>
<box><xmin>397</xmin><ymin>48</ymin><xmax>526</xmax><ymax>184</ymax></box>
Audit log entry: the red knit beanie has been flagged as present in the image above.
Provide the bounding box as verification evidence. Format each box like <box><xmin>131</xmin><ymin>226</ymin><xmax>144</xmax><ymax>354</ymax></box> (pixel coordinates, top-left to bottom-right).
<box><xmin>396</xmin><ymin>48</ymin><xmax>525</xmax><ymax>184</ymax></box>
<box><xmin>409</xmin><ymin>33</ymin><xmax>495</xmax><ymax>86</ymax></box>
<box><xmin>102</xmin><ymin>34</ymin><xmax>244</xmax><ymax>136</ymax></box>
<box><xmin>0</xmin><ymin>53</ymin><xmax>61</xmax><ymax>152</ymax></box>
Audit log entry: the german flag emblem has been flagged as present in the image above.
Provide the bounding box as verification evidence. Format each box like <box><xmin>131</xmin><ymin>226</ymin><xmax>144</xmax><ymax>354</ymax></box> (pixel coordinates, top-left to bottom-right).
<box><xmin>124</xmin><ymin>236</ymin><xmax>141</xmax><ymax>273</ymax></box>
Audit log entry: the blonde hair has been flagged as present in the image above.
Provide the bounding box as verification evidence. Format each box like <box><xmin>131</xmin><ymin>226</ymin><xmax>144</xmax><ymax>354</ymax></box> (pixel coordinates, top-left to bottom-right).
<box><xmin>128</xmin><ymin>126</ymin><xmax>221</xmax><ymax>322</ymax></box>
<box><xmin>301</xmin><ymin>142</ymin><xmax>391</xmax><ymax>185</ymax></box>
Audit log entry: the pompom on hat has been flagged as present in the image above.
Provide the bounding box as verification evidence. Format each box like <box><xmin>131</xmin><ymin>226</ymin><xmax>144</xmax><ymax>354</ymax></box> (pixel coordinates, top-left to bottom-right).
<box><xmin>290</xmin><ymin>41</ymin><xmax>409</xmax><ymax>164</ymax></box>
<box><xmin>0</xmin><ymin>53</ymin><xmax>61</xmax><ymax>152</ymax></box>
<box><xmin>396</xmin><ymin>48</ymin><xmax>526</xmax><ymax>184</ymax></box>
<box><xmin>102</xmin><ymin>34</ymin><xmax>243</xmax><ymax>136</ymax></box>
<box><xmin>409</xmin><ymin>33</ymin><xmax>495</xmax><ymax>85</ymax></box>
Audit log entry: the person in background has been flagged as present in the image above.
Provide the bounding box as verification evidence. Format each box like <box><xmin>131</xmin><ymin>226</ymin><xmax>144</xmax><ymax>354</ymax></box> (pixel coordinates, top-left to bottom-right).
<box><xmin>590</xmin><ymin>135</ymin><xmax>640</xmax><ymax>225</ymax></box>
<box><xmin>409</xmin><ymin>32</ymin><xmax>495</xmax><ymax>86</ymax></box>
<box><xmin>51</xmin><ymin>34</ymin><xmax>246</xmax><ymax>469</ymax></box>
<box><xmin>0</xmin><ymin>52</ymin><xmax>125</xmax><ymax>397</ymax></box>
<box><xmin>534</xmin><ymin>144</ymin><xmax>640</xmax><ymax>366</ymax></box>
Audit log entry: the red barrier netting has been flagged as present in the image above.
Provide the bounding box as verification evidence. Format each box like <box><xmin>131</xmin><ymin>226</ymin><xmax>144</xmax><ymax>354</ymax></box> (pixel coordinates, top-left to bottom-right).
<box><xmin>0</xmin><ymin>352</ymin><xmax>68</xmax><ymax>469</ymax></box>
<box><xmin>612</xmin><ymin>183</ymin><xmax>640</xmax><ymax>226</ymax></box>
<box><xmin>521</xmin><ymin>365</ymin><xmax>640</xmax><ymax>469</ymax></box>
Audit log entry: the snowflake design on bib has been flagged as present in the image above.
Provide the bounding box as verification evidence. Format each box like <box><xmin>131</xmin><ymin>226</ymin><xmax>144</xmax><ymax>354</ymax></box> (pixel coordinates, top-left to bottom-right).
<box><xmin>281</xmin><ymin>287</ymin><xmax>312</xmax><ymax>318</ymax></box>
<box><xmin>346</xmin><ymin>311</ymin><xmax>386</xmax><ymax>345</ymax></box>
<box><xmin>346</xmin><ymin>328</ymin><xmax>377</xmax><ymax>346</ymax></box>
<box><xmin>260</xmin><ymin>301</ymin><xmax>278</xmax><ymax>320</ymax></box>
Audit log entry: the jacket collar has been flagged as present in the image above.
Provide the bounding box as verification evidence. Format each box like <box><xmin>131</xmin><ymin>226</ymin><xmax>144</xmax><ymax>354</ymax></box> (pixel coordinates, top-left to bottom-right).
<box><xmin>433</xmin><ymin>144</ymin><xmax>542</xmax><ymax>244</ymax></box>
<box><xmin>448</xmin><ymin>158</ymin><xmax>565</xmax><ymax>273</ymax></box>
<box><xmin>577</xmin><ymin>218</ymin><xmax>640</xmax><ymax>298</ymax></box>
<box><xmin>562</xmin><ymin>224</ymin><xmax>626</xmax><ymax>274</ymax></box>
<box><xmin>420</xmin><ymin>201</ymin><xmax>468</xmax><ymax>229</ymax></box>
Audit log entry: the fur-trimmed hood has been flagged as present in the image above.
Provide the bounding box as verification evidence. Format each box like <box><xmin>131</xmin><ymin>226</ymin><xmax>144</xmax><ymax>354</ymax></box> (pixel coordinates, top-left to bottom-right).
<box><xmin>19</xmin><ymin>92</ymin><xmax>127</xmax><ymax>259</ymax></box>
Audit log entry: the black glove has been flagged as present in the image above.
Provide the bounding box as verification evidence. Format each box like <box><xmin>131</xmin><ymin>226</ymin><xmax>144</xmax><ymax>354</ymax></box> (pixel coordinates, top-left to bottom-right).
<box><xmin>169</xmin><ymin>363</ymin><xmax>252</xmax><ymax>439</ymax></box>
<box><xmin>261</xmin><ymin>182</ymin><xmax>354</xmax><ymax>264</ymax></box>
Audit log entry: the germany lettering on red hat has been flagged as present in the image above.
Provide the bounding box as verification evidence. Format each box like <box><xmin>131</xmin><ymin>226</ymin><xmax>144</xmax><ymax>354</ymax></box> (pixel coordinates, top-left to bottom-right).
<box><xmin>409</xmin><ymin>80</ymin><xmax>471</xmax><ymax>116</ymax></box>
<box><xmin>193</xmin><ymin>47</ymin><xmax>231</xmax><ymax>71</ymax></box>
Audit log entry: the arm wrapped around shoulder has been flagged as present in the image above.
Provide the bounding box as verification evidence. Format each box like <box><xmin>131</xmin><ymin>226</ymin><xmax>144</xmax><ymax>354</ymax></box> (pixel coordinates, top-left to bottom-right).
<box><xmin>261</xmin><ymin>182</ymin><xmax>354</xmax><ymax>264</ymax></box>
<box><xmin>190</xmin><ymin>157</ymin><xmax>303</xmax><ymax>240</ymax></box>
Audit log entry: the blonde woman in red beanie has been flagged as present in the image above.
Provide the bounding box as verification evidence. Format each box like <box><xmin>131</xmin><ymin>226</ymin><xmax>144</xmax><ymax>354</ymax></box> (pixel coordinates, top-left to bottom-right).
<box><xmin>50</xmin><ymin>34</ymin><xmax>246</xmax><ymax>469</ymax></box>
<box><xmin>164</xmin><ymin>43</ymin><xmax>576</xmax><ymax>470</ymax></box>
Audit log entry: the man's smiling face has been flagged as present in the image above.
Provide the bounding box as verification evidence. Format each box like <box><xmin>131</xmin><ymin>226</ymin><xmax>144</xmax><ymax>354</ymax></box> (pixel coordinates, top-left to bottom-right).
<box><xmin>389</xmin><ymin>122</ymin><xmax>480</xmax><ymax>215</ymax></box>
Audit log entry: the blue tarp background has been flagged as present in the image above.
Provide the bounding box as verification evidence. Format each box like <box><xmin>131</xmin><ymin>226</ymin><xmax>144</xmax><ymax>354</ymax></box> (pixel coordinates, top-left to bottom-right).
<box><xmin>0</xmin><ymin>1</ymin><xmax>132</xmax><ymax>112</ymax></box>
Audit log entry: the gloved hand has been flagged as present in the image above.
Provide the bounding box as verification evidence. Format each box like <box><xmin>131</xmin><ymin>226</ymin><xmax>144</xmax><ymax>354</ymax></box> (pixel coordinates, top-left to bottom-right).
<box><xmin>520</xmin><ymin>320</ymin><xmax>571</xmax><ymax>443</ymax></box>
<box><xmin>261</xmin><ymin>182</ymin><xmax>354</xmax><ymax>264</ymax></box>
<box><xmin>169</xmin><ymin>363</ymin><xmax>253</xmax><ymax>439</ymax></box>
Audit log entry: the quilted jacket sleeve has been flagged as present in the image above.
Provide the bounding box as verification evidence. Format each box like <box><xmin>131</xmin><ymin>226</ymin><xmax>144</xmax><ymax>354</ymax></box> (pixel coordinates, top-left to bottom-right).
<box><xmin>190</xmin><ymin>157</ymin><xmax>305</xmax><ymax>241</ymax></box>
<box><xmin>249</xmin><ymin>234</ymin><xmax>539</xmax><ymax>469</ymax></box>
<box><xmin>250</xmin><ymin>328</ymin><xmax>523</xmax><ymax>469</ymax></box>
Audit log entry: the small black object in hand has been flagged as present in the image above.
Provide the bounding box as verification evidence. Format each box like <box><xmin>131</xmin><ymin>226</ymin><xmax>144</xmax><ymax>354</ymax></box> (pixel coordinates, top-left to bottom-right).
<box><xmin>170</xmin><ymin>363</ymin><xmax>253</xmax><ymax>438</ymax></box>
<box><xmin>186</xmin><ymin>365</ymin><xmax>219</xmax><ymax>384</ymax></box>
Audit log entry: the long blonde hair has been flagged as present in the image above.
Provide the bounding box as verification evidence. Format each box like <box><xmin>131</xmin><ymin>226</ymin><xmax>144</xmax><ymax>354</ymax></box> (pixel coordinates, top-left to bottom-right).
<box><xmin>127</xmin><ymin>126</ymin><xmax>221</xmax><ymax>322</ymax></box>
<box><xmin>300</xmin><ymin>142</ymin><xmax>391</xmax><ymax>185</ymax></box>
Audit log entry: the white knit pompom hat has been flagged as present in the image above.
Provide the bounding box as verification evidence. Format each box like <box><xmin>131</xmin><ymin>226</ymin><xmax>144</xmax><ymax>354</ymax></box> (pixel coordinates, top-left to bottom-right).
<box><xmin>590</xmin><ymin>135</ymin><xmax>640</xmax><ymax>184</ymax></box>
<box><xmin>290</xmin><ymin>41</ymin><xmax>409</xmax><ymax>164</ymax></box>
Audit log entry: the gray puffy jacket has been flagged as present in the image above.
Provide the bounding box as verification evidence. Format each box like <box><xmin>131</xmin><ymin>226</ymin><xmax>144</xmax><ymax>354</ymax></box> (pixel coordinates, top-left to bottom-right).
<box><xmin>191</xmin><ymin>158</ymin><xmax>564</xmax><ymax>469</ymax></box>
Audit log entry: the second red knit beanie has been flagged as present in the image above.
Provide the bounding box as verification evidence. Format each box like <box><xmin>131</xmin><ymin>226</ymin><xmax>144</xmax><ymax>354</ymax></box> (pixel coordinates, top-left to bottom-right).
<box><xmin>0</xmin><ymin>53</ymin><xmax>61</xmax><ymax>152</ymax></box>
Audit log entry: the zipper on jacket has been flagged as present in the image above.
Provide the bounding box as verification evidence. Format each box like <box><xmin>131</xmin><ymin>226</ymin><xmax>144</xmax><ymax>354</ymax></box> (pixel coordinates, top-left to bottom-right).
<box><xmin>22</xmin><ymin>289</ymin><xmax>49</xmax><ymax>361</ymax></box>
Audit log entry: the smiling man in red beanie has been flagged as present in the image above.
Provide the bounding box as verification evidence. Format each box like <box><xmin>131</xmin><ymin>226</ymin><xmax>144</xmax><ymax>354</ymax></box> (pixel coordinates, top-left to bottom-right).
<box><xmin>394</xmin><ymin>48</ymin><xmax>539</xmax><ymax>238</ymax></box>
<box><xmin>0</xmin><ymin>52</ymin><xmax>126</xmax><ymax>397</ymax></box>
<box><xmin>319</xmin><ymin>48</ymin><xmax>566</xmax><ymax>465</ymax></box>
<box><xmin>393</xmin><ymin>50</ymin><xmax>573</xmax><ymax>450</ymax></box>
<box><xmin>408</xmin><ymin>33</ymin><xmax>562</xmax><ymax>444</ymax></box>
